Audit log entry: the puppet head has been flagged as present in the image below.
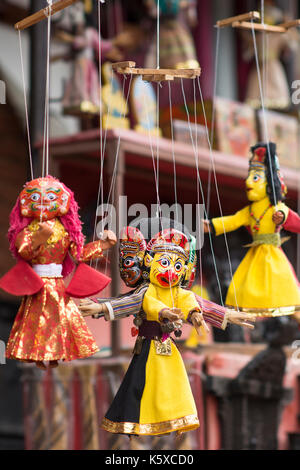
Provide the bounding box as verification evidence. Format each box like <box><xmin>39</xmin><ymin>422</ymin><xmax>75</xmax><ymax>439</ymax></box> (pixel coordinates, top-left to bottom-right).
<box><xmin>8</xmin><ymin>176</ymin><xmax>84</xmax><ymax>275</ymax></box>
<box><xmin>119</xmin><ymin>226</ymin><xmax>146</xmax><ymax>287</ymax></box>
<box><xmin>246</xmin><ymin>142</ymin><xmax>286</xmax><ymax>205</ymax></box>
<box><xmin>144</xmin><ymin>228</ymin><xmax>190</xmax><ymax>288</ymax></box>
<box><xmin>19</xmin><ymin>177</ymin><xmax>71</xmax><ymax>221</ymax></box>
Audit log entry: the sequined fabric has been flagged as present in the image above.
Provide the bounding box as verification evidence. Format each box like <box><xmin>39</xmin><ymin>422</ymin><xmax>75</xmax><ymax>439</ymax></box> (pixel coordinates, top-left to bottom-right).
<box><xmin>6</xmin><ymin>218</ymin><xmax>101</xmax><ymax>362</ymax></box>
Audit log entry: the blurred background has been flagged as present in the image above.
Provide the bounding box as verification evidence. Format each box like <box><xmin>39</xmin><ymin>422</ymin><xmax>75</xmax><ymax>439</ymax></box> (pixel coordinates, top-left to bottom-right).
<box><xmin>1</xmin><ymin>0</ymin><xmax>300</xmax><ymax>451</ymax></box>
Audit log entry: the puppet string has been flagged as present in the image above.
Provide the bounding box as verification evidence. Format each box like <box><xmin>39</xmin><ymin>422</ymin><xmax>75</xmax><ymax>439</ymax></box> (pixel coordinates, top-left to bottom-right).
<box><xmin>91</xmin><ymin>1</ymin><xmax>112</xmax><ymax>266</ymax></box>
<box><xmin>157</xmin><ymin>0</ymin><xmax>160</xmax><ymax>69</ymax></box>
<box><xmin>42</xmin><ymin>0</ymin><xmax>53</xmax><ymax>179</ymax></box>
<box><xmin>99</xmin><ymin>74</ymin><xmax>133</xmax><ymax>275</ymax></box>
<box><xmin>192</xmin><ymin>78</ymin><xmax>203</xmax><ymax>299</ymax></box>
<box><xmin>207</xmin><ymin>25</ymin><xmax>220</xmax><ymax>218</ymax></box>
<box><xmin>143</xmin><ymin>82</ymin><xmax>161</xmax><ymax>214</ymax></box>
<box><xmin>167</xmin><ymin>81</ymin><xmax>178</xmax><ymax>221</ymax></box>
<box><xmin>250</xmin><ymin>19</ymin><xmax>277</xmax><ymax>206</ymax></box>
<box><xmin>180</xmin><ymin>78</ymin><xmax>225</xmax><ymax>307</ymax></box>
<box><xmin>18</xmin><ymin>30</ymin><xmax>33</xmax><ymax>180</ymax></box>
<box><xmin>144</xmin><ymin>80</ymin><xmax>176</xmax><ymax>309</ymax></box>
<box><xmin>196</xmin><ymin>76</ymin><xmax>241</xmax><ymax>311</ymax></box>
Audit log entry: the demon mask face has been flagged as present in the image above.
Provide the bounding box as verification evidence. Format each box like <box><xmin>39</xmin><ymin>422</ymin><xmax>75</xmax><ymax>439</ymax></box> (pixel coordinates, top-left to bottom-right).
<box><xmin>19</xmin><ymin>177</ymin><xmax>71</xmax><ymax>221</ymax></box>
<box><xmin>119</xmin><ymin>226</ymin><xmax>146</xmax><ymax>288</ymax></box>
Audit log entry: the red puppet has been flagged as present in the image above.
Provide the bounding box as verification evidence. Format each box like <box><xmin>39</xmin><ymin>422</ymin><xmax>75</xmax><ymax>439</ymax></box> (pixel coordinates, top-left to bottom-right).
<box><xmin>0</xmin><ymin>176</ymin><xmax>116</xmax><ymax>369</ymax></box>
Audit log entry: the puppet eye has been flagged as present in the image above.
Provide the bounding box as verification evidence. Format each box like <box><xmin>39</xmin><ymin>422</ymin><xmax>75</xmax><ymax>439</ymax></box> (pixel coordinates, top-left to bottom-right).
<box><xmin>159</xmin><ymin>258</ymin><xmax>170</xmax><ymax>268</ymax></box>
<box><xmin>31</xmin><ymin>192</ymin><xmax>40</xmax><ymax>202</ymax></box>
<box><xmin>174</xmin><ymin>261</ymin><xmax>183</xmax><ymax>272</ymax></box>
<box><xmin>253</xmin><ymin>174</ymin><xmax>261</xmax><ymax>182</ymax></box>
<box><xmin>46</xmin><ymin>192</ymin><xmax>57</xmax><ymax>201</ymax></box>
<box><xmin>124</xmin><ymin>258</ymin><xmax>134</xmax><ymax>267</ymax></box>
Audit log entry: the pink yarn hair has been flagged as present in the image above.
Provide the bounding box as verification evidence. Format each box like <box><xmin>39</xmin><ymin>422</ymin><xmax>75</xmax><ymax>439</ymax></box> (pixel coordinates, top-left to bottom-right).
<box><xmin>8</xmin><ymin>176</ymin><xmax>85</xmax><ymax>277</ymax></box>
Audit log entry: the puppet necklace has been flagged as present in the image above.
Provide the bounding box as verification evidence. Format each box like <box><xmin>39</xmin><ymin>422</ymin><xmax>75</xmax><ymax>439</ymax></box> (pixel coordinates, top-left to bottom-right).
<box><xmin>249</xmin><ymin>203</ymin><xmax>272</xmax><ymax>232</ymax></box>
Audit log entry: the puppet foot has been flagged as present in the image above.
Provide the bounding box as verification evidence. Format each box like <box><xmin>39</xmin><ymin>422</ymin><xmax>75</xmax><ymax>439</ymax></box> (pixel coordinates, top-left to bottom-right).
<box><xmin>35</xmin><ymin>361</ymin><xmax>47</xmax><ymax>370</ymax></box>
<box><xmin>49</xmin><ymin>360</ymin><xmax>59</xmax><ymax>369</ymax></box>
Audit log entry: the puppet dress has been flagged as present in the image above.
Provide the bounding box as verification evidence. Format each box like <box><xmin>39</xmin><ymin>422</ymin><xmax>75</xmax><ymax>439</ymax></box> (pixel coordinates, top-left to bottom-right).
<box><xmin>211</xmin><ymin>199</ymin><xmax>300</xmax><ymax>313</ymax></box>
<box><xmin>6</xmin><ymin>218</ymin><xmax>101</xmax><ymax>362</ymax></box>
<box><xmin>101</xmin><ymin>283</ymin><xmax>200</xmax><ymax>436</ymax></box>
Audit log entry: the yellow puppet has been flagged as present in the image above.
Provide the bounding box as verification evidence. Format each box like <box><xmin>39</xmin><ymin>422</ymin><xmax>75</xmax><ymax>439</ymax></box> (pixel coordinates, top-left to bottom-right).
<box><xmin>101</xmin><ymin>228</ymin><xmax>204</xmax><ymax>436</ymax></box>
<box><xmin>204</xmin><ymin>142</ymin><xmax>300</xmax><ymax>316</ymax></box>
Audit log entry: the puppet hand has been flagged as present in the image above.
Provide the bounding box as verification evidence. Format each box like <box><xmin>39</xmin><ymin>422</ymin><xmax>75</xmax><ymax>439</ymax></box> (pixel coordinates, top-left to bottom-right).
<box><xmin>32</xmin><ymin>222</ymin><xmax>53</xmax><ymax>249</ymax></box>
<box><xmin>272</xmin><ymin>211</ymin><xmax>284</xmax><ymax>226</ymax></box>
<box><xmin>190</xmin><ymin>310</ymin><xmax>209</xmax><ymax>336</ymax></box>
<box><xmin>78</xmin><ymin>298</ymin><xmax>104</xmax><ymax>317</ymax></box>
<box><xmin>202</xmin><ymin>219</ymin><xmax>211</xmax><ymax>233</ymax></box>
<box><xmin>159</xmin><ymin>307</ymin><xmax>184</xmax><ymax>322</ymax></box>
<box><xmin>226</xmin><ymin>309</ymin><xmax>255</xmax><ymax>329</ymax></box>
<box><xmin>100</xmin><ymin>230</ymin><xmax>117</xmax><ymax>250</ymax></box>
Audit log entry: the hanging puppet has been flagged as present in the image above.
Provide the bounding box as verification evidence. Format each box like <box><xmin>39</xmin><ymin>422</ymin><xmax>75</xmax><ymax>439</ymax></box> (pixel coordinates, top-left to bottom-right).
<box><xmin>203</xmin><ymin>142</ymin><xmax>300</xmax><ymax>316</ymax></box>
<box><xmin>242</xmin><ymin>1</ymin><xmax>298</xmax><ymax>109</ymax></box>
<box><xmin>61</xmin><ymin>1</ymin><xmax>122</xmax><ymax>116</ymax></box>
<box><xmin>79</xmin><ymin>226</ymin><xmax>254</xmax><ymax>436</ymax></box>
<box><xmin>144</xmin><ymin>0</ymin><xmax>199</xmax><ymax>69</ymax></box>
<box><xmin>0</xmin><ymin>176</ymin><xmax>116</xmax><ymax>370</ymax></box>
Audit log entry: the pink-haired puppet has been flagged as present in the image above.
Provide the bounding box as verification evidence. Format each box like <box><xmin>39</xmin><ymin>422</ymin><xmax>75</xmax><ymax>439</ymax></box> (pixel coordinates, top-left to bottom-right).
<box><xmin>0</xmin><ymin>176</ymin><xmax>116</xmax><ymax>369</ymax></box>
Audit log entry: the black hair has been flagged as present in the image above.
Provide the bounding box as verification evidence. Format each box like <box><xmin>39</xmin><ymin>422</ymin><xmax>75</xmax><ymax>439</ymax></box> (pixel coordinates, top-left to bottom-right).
<box><xmin>250</xmin><ymin>142</ymin><xmax>283</xmax><ymax>206</ymax></box>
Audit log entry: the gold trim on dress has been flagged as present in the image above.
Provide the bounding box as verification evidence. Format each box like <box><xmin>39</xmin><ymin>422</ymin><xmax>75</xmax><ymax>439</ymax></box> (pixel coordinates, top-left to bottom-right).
<box><xmin>101</xmin><ymin>414</ymin><xmax>199</xmax><ymax>436</ymax></box>
<box><xmin>226</xmin><ymin>304</ymin><xmax>300</xmax><ymax>317</ymax></box>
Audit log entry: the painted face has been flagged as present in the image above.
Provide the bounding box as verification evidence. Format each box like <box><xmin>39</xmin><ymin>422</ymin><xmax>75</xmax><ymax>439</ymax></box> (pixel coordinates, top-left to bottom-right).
<box><xmin>147</xmin><ymin>252</ymin><xmax>186</xmax><ymax>288</ymax></box>
<box><xmin>119</xmin><ymin>253</ymin><xmax>143</xmax><ymax>287</ymax></box>
<box><xmin>245</xmin><ymin>168</ymin><xmax>267</xmax><ymax>202</ymax></box>
<box><xmin>19</xmin><ymin>177</ymin><xmax>71</xmax><ymax>220</ymax></box>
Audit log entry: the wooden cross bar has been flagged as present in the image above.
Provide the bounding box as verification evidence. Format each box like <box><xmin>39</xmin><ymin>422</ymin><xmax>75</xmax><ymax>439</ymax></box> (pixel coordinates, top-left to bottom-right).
<box><xmin>216</xmin><ymin>9</ymin><xmax>300</xmax><ymax>33</ymax></box>
<box><xmin>15</xmin><ymin>0</ymin><xmax>79</xmax><ymax>31</ymax></box>
<box><xmin>232</xmin><ymin>21</ymin><xmax>287</xmax><ymax>33</ymax></box>
<box><xmin>112</xmin><ymin>61</ymin><xmax>201</xmax><ymax>82</ymax></box>
<box><xmin>216</xmin><ymin>11</ymin><xmax>260</xmax><ymax>28</ymax></box>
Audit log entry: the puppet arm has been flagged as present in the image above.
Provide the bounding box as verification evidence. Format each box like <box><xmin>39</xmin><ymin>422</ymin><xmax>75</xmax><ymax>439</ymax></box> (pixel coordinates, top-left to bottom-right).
<box><xmin>70</xmin><ymin>230</ymin><xmax>117</xmax><ymax>262</ymax></box>
<box><xmin>282</xmin><ymin>208</ymin><xmax>300</xmax><ymax>233</ymax></box>
<box><xmin>15</xmin><ymin>223</ymin><xmax>53</xmax><ymax>261</ymax></box>
<box><xmin>210</xmin><ymin>206</ymin><xmax>250</xmax><ymax>236</ymax></box>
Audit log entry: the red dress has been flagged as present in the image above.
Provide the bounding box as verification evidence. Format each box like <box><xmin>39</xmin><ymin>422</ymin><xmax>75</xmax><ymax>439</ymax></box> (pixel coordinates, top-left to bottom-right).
<box><xmin>5</xmin><ymin>218</ymin><xmax>105</xmax><ymax>362</ymax></box>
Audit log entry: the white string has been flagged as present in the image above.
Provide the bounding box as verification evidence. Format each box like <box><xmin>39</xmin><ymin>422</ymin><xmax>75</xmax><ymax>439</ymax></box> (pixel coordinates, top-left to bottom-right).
<box><xmin>157</xmin><ymin>0</ymin><xmax>160</xmax><ymax>69</ymax></box>
<box><xmin>180</xmin><ymin>78</ymin><xmax>224</xmax><ymax>306</ymax></box>
<box><xmin>196</xmin><ymin>76</ymin><xmax>240</xmax><ymax>311</ymax></box>
<box><xmin>192</xmin><ymin>78</ymin><xmax>203</xmax><ymax>299</ymax></box>
<box><xmin>91</xmin><ymin>0</ymin><xmax>106</xmax><ymax>268</ymax></box>
<box><xmin>100</xmin><ymin>75</ymin><xmax>133</xmax><ymax>274</ymax></box>
<box><xmin>42</xmin><ymin>0</ymin><xmax>53</xmax><ymax>178</ymax></box>
<box><xmin>156</xmin><ymin>82</ymin><xmax>161</xmax><ymax>217</ymax></box>
<box><xmin>18</xmin><ymin>30</ymin><xmax>33</xmax><ymax>180</ymax></box>
<box><xmin>261</xmin><ymin>0</ymin><xmax>265</xmax><ymax>24</ymax></box>
<box><xmin>207</xmin><ymin>25</ymin><xmax>220</xmax><ymax>217</ymax></box>
<box><xmin>143</xmin><ymin>83</ymin><xmax>161</xmax><ymax>212</ymax></box>
<box><xmin>250</xmin><ymin>20</ymin><xmax>277</xmax><ymax>206</ymax></box>
<box><xmin>167</xmin><ymin>81</ymin><xmax>178</xmax><ymax>220</ymax></box>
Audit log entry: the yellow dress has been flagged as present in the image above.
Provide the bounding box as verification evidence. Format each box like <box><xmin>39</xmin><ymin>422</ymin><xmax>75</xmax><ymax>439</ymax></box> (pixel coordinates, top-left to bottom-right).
<box><xmin>212</xmin><ymin>197</ymin><xmax>300</xmax><ymax>314</ymax></box>
<box><xmin>101</xmin><ymin>283</ymin><xmax>200</xmax><ymax>436</ymax></box>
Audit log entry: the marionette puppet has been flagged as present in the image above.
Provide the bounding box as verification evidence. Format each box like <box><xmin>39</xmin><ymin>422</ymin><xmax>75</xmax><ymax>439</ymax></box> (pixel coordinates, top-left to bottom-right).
<box><xmin>0</xmin><ymin>176</ymin><xmax>117</xmax><ymax>370</ymax></box>
<box><xmin>203</xmin><ymin>142</ymin><xmax>300</xmax><ymax>316</ymax></box>
<box><xmin>242</xmin><ymin>1</ymin><xmax>299</xmax><ymax>109</ymax></box>
<box><xmin>80</xmin><ymin>227</ymin><xmax>254</xmax><ymax>436</ymax></box>
<box><xmin>144</xmin><ymin>0</ymin><xmax>199</xmax><ymax>69</ymax></box>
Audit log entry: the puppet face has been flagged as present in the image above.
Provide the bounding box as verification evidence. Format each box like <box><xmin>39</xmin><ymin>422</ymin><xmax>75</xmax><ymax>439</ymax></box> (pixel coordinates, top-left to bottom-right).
<box><xmin>19</xmin><ymin>178</ymin><xmax>71</xmax><ymax>221</ymax></box>
<box><xmin>246</xmin><ymin>168</ymin><xmax>267</xmax><ymax>202</ymax></box>
<box><xmin>145</xmin><ymin>252</ymin><xmax>186</xmax><ymax>288</ymax></box>
<box><xmin>120</xmin><ymin>252</ymin><xmax>144</xmax><ymax>287</ymax></box>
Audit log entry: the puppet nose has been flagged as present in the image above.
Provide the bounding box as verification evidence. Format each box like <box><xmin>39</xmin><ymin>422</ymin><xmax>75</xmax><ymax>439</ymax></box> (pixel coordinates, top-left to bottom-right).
<box><xmin>165</xmin><ymin>270</ymin><xmax>178</xmax><ymax>283</ymax></box>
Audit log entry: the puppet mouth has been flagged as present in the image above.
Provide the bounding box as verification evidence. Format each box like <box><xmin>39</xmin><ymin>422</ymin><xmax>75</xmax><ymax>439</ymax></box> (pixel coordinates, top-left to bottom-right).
<box><xmin>157</xmin><ymin>273</ymin><xmax>178</xmax><ymax>287</ymax></box>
